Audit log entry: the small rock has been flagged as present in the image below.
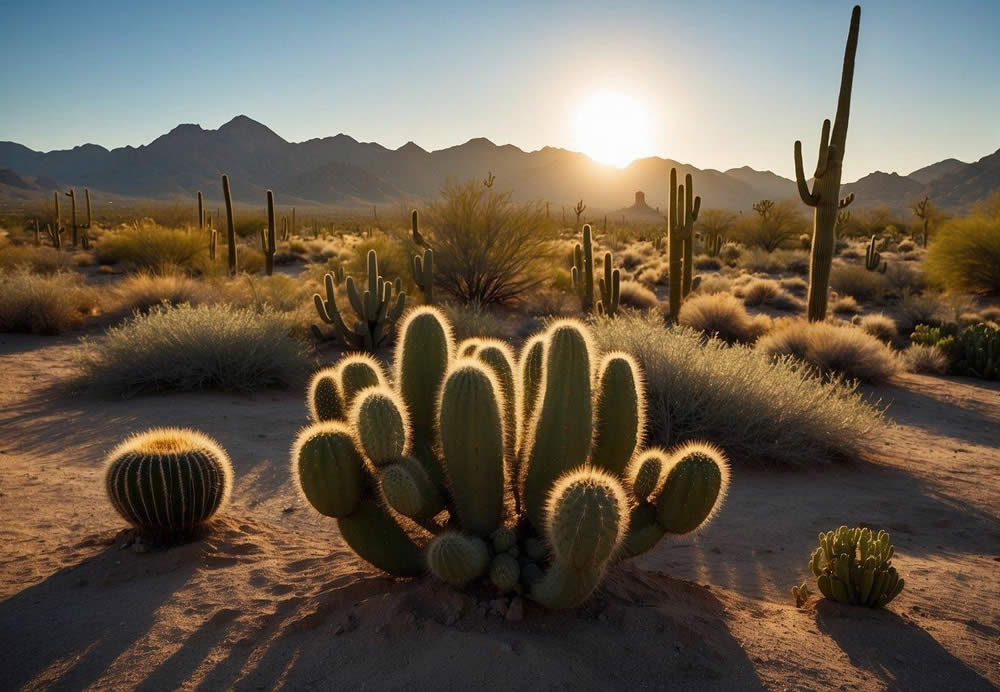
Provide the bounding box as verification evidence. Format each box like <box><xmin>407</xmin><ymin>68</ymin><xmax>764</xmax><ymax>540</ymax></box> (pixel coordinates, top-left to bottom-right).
<box><xmin>282</xmin><ymin>506</ymin><xmax>296</xmax><ymax>514</ymax></box>
<box><xmin>506</xmin><ymin>597</ymin><xmax>524</xmax><ymax>622</ymax></box>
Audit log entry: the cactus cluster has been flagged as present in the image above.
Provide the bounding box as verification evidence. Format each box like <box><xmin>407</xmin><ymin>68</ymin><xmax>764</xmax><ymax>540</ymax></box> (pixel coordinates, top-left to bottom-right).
<box><xmin>104</xmin><ymin>428</ymin><xmax>233</xmax><ymax>536</ymax></box>
<box><xmin>571</xmin><ymin>224</ymin><xmax>620</xmax><ymax>316</ymax></box>
<box><xmin>864</xmin><ymin>235</ymin><xmax>886</xmax><ymax>273</ymax></box>
<box><xmin>667</xmin><ymin>168</ymin><xmax>702</xmax><ymax>322</ymax></box>
<box><xmin>293</xmin><ymin>309</ymin><xmax>730</xmax><ymax>609</ymax></box>
<box><xmin>795</xmin><ymin>5</ymin><xmax>861</xmax><ymax>322</ymax></box>
<box><xmin>911</xmin><ymin>321</ymin><xmax>999</xmax><ymax>380</ymax></box>
<box><xmin>799</xmin><ymin>526</ymin><xmax>904</xmax><ymax>609</ymax></box>
<box><xmin>312</xmin><ymin>249</ymin><xmax>406</xmax><ymax>351</ymax></box>
<box><xmin>409</xmin><ymin>210</ymin><xmax>434</xmax><ymax>303</ymax></box>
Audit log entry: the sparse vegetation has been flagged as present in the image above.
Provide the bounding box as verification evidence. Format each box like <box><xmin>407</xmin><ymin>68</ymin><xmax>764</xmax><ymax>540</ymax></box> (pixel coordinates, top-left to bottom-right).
<box><xmin>757</xmin><ymin>319</ymin><xmax>898</xmax><ymax>384</ymax></box>
<box><xmin>0</xmin><ymin>268</ymin><xmax>99</xmax><ymax>334</ymax></box>
<box><xmin>925</xmin><ymin>214</ymin><xmax>1000</xmax><ymax>295</ymax></box>
<box><xmin>678</xmin><ymin>292</ymin><xmax>770</xmax><ymax>344</ymax></box>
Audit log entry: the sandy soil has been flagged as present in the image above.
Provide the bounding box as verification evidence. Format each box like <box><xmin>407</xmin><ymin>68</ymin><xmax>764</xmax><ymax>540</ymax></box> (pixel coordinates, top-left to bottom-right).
<box><xmin>1</xmin><ymin>331</ymin><xmax>998</xmax><ymax>691</ymax></box>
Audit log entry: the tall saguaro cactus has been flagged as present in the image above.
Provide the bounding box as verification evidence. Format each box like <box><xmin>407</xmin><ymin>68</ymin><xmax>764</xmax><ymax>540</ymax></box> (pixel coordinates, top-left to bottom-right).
<box><xmin>571</xmin><ymin>224</ymin><xmax>620</xmax><ymax>316</ymax></box>
<box><xmin>913</xmin><ymin>196</ymin><xmax>932</xmax><ymax>248</ymax></box>
<box><xmin>263</xmin><ymin>190</ymin><xmax>277</xmax><ymax>276</ymax></box>
<box><xmin>222</xmin><ymin>174</ymin><xmax>238</xmax><ymax>276</ymax></box>
<box><xmin>197</xmin><ymin>191</ymin><xmax>204</xmax><ymax>229</ymax></box>
<box><xmin>66</xmin><ymin>189</ymin><xmax>78</xmax><ymax>247</ymax></box>
<box><xmin>795</xmin><ymin>5</ymin><xmax>861</xmax><ymax>322</ymax></box>
<box><xmin>667</xmin><ymin>169</ymin><xmax>701</xmax><ymax>322</ymax></box>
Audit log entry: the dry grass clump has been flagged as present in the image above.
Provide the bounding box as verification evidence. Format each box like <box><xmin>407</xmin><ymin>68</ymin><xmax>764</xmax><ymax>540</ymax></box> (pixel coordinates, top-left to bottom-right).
<box><xmin>883</xmin><ymin>262</ymin><xmax>925</xmax><ymax>296</ymax></box>
<box><xmin>831</xmin><ymin>294</ymin><xmax>861</xmax><ymax>315</ymax></box>
<box><xmin>779</xmin><ymin>276</ymin><xmax>809</xmax><ymax>296</ymax></box>
<box><xmin>757</xmin><ymin>319</ymin><xmax>899</xmax><ymax>384</ymax></box>
<box><xmin>694</xmin><ymin>255</ymin><xmax>723</xmax><ymax>271</ymax></box>
<box><xmin>0</xmin><ymin>268</ymin><xmax>99</xmax><ymax>334</ymax></box>
<box><xmin>0</xmin><ymin>245</ymin><xmax>73</xmax><ymax>273</ymax></box>
<box><xmin>95</xmin><ymin>223</ymin><xmax>212</xmax><ymax>274</ymax></box>
<box><xmin>901</xmin><ymin>344</ymin><xmax>948</xmax><ymax>375</ymax></box>
<box><xmin>718</xmin><ymin>242</ymin><xmax>743</xmax><ymax>266</ymax></box>
<box><xmin>898</xmin><ymin>290</ymin><xmax>948</xmax><ymax>330</ymax></box>
<box><xmin>440</xmin><ymin>301</ymin><xmax>512</xmax><ymax>341</ymax></box>
<box><xmin>896</xmin><ymin>239</ymin><xmax>916</xmax><ymax>253</ymax></box>
<box><xmin>75</xmin><ymin>303</ymin><xmax>310</xmax><ymax>396</ymax></box>
<box><xmin>590</xmin><ymin>313</ymin><xmax>884</xmax><ymax>467</ymax></box>
<box><xmin>830</xmin><ymin>262</ymin><xmax>886</xmax><ymax>301</ymax></box>
<box><xmin>739</xmin><ymin>278</ymin><xmax>781</xmax><ymax>306</ymax></box>
<box><xmin>678</xmin><ymin>292</ymin><xmax>770</xmax><ymax>344</ymax></box>
<box><xmin>618</xmin><ymin>280</ymin><xmax>660</xmax><ymax>311</ymax></box>
<box><xmin>739</xmin><ymin>247</ymin><xmax>787</xmax><ymax>274</ymax></box>
<box><xmin>925</xmin><ymin>214</ymin><xmax>1000</xmax><ymax>294</ymax></box>
<box><xmin>112</xmin><ymin>272</ymin><xmax>210</xmax><ymax>314</ymax></box>
<box><xmin>636</xmin><ymin>259</ymin><xmax>669</xmax><ymax>286</ymax></box>
<box><xmin>71</xmin><ymin>251</ymin><xmax>96</xmax><ymax>267</ymax></box>
<box><xmin>694</xmin><ymin>274</ymin><xmax>733</xmax><ymax>295</ymax></box>
<box><xmin>857</xmin><ymin>313</ymin><xmax>898</xmax><ymax>343</ymax></box>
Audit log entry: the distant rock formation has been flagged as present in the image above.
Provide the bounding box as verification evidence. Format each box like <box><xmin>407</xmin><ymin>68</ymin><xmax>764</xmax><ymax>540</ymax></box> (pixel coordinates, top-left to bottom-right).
<box><xmin>613</xmin><ymin>190</ymin><xmax>663</xmax><ymax>220</ymax></box>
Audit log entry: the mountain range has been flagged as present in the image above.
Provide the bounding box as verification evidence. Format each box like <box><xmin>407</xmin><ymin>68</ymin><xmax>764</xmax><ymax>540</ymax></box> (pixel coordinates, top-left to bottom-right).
<box><xmin>1</xmin><ymin>115</ymin><xmax>997</xmax><ymax>215</ymax></box>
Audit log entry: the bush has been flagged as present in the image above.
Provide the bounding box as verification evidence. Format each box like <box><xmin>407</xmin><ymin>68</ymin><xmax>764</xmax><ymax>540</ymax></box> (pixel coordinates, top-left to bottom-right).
<box><xmin>757</xmin><ymin>320</ymin><xmax>899</xmax><ymax>384</ymax></box>
<box><xmin>75</xmin><ymin>303</ymin><xmax>311</xmax><ymax>396</ymax></box>
<box><xmin>440</xmin><ymin>301</ymin><xmax>512</xmax><ymax>341</ymax></box>
<box><xmin>0</xmin><ymin>245</ymin><xmax>72</xmax><ymax>273</ymax></box>
<box><xmin>695</xmin><ymin>274</ymin><xmax>734</xmax><ymax>295</ymax></box>
<box><xmin>96</xmin><ymin>223</ymin><xmax>212</xmax><ymax>274</ymax></box>
<box><xmin>925</xmin><ymin>215</ymin><xmax>1000</xmax><ymax>294</ymax></box>
<box><xmin>422</xmin><ymin>180</ymin><xmax>554</xmax><ymax>305</ymax></box>
<box><xmin>857</xmin><ymin>313</ymin><xmax>898</xmax><ymax>343</ymax></box>
<box><xmin>830</xmin><ymin>262</ymin><xmax>886</xmax><ymax>301</ymax></box>
<box><xmin>618</xmin><ymin>280</ymin><xmax>660</xmax><ymax>311</ymax></box>
<box><xmin>901</xmin><ymin>344</ymin><xmax>948</xmax><ymax>375</ymax></box>
<box><xmin>112</xmin><ymin>272</ymin><xmax>210</xmax><ymax>314</ymax></box>
<box><xmin>740</xmin><ymin>278</ymin><xmax>781</xmax><ymax>306</ymax></box>
<box><xmin>0</xmin><ymin>268</ymin><xmax>99</xmax><ymax>334</ymax></box>
<box><xmin>693</xmin><ymin>255</ymin><xmax>723</xmax><ymax>271</ymax></box>
<box><xmin>590</xmin><ymin>313</ymin><xmax>884</xmax><ymax>467</ymax></box>
<box><xmin>678</xmin><ymin>292</ymin><xmax>770</xmax><ymax>344</ymax></box>
<box><xmin>779</xmin><ymin>276</ymin><xmax>809</xmax><ymax>296</ymax></box>
<box><xmin>831</xmin><ymin>294</ymin><xmax>861</xmax><ymax>315</ymax></box>
<box><xmin>897</xmin><ymin>239</ymin><xmax>916</xmax><ymax>253</ymax></box>
<box><xmin>898</xmin><ymin>290</ymin><xmax>948</xmax><ymax>331</ymax></box>
<box><xmin>882</xmin><ymin>262</ymin><xmax>925</xmax><ymax>296</ymax></box>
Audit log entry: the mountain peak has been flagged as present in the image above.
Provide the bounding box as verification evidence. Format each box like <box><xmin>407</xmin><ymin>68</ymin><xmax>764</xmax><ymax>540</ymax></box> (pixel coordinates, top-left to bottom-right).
<box><xmin>397</xmin><ymin>141</ymin><xmax>427</xmax><ymax>154</ymax></box>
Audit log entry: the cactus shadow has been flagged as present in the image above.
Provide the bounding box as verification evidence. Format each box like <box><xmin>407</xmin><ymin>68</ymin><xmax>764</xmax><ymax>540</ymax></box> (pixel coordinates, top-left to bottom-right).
<box><xmin>814</xmin><ymin>600</ymin><xmax>995</xmax><ymax>691</ymax></box>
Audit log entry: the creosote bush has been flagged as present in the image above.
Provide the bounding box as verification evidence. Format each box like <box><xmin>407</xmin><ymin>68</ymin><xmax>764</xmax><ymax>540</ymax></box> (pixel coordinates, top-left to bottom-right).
<box><xmin>0</xmin><ymin>268</ymin><xmax>98</xmax><ymax>334</ymax></box>
<box><xmin>901</xmin><ymin>344</ymin><xmax>948</xmax><ymax>375</ymax></box>
<box><xmin>857</xmin><ymin>313</ymin><xmax>898</xmax><ymax>343</ymax></box>
<box><xmin>757</xmin><ymin>319</ymin><xmax>898</xmax><ymax>384</ymax></box>
<box><xmin>95</xmin><ymin>223</ymin><xmax>212</xmax><ymax>274</ymax></box>
<box><xmin>925</xmin><ymin>214</ymin><xmax>1000</xmax><ymax>295</ymax></box>
<box><xmin>617</xmin><ymin>280</ymin><xmax>660</xmax><ymax>311</ymax></box>
<box><xmin>830</xmin><ymin>262</ymin><xmax>886</xmax><ymax>301</ymax></box>
<box><xmin>76</xmin><ymin>303</ymin><xmax>311</xmax><ymax>396</ymax></box>
<box><xmin>590</xmin><ymin>313</ymin><xmax>884</xmax><ymax>467</ymax></box>
<box><xmin>678</xmin><ymin>292</ymin><xmax>771</xmax><ymax>344</ymax></box>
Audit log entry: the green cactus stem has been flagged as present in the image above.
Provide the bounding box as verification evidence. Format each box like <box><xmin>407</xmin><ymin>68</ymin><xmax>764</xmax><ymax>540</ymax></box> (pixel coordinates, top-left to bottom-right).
<box><xmin>913</xmin><ymin>196</ymin><xmax>932</xmax><ymax>248</ymax></box>
<box><xmin>263</xmin><ymin>190</ymin><xmax>277</xmax><ymax>276</ymax></box>
<box><xmin>796</xmin><ymin>5</ymin><xmax>861</xmax><ymax>321</ymax></box>
<box><xmin>427</xmin><ymin>532</ymin><xmax>490</xmax><ymax>586</ymax></box>
<box><xmin>222</xmin><ymin>174</ymin><xmax>238</xmax><ymax>276</ymax></box>
<box><xmin>809</xmin><ymin>526</ymin><xmax>904</xmax><ymax>608</ymax></box>
<box><xmin>571</xmin><ymin>224</ymin><xmax>596</xmax><ymax>312</ymax></box>
<box><xmin>519</xmin><ymin>334</ymin><xmax>545</xmax><ymax>438</ymax></box>
<box><xmin>104</xmin><ymin>428</ymin><xmax>232</xmax><ymax>536</ymax></box>
<box><xmin>864</xmin><ymin>235</ymin><xmax>886</xmax><ymax>273</ymax></box>
<box><xmin>351</xmin><ymin>386</ymin><xmax>409</xmax><ymax>467</ymax></box>
<box><xmin>409</xmin><ymin>211</ymin><xmax>434</xmax><ymax>303</ymax></box>
<box><xmin>209</xmin><ymin>230</ymin><xmax>218</xmax><ymax>261</ymax></box>
<box><xmin>667</xmin><ymin>169</ymin><xmax>701</xmax><ymax>322</ymax></box>
<box><xmin>489</xmin><ymin>553</ymin><xmax>520</xmax><ymax>593</ymax></box>
<box><xmin>590</xmin><ymin>352</ymin><xmax>644</xmax><ymax>477</ymax></box>
<box><xmin>307</xmin><ymin>368</ymin><xmax>344</xmax><ymax>422</ymax></box>
<box><xmin>378</xmin><ymin>455</ymin><xmax>443</xmax><ymax>524</ymax></box>
<box><xmin>335</xmin><ymin>353</ymin><xmax>387</xmax><ymax>409</ymax></box>
<box><xmin>474</xmin><ymin>340</ymin><xmax>521</xmax><ymax>468</ymax></box>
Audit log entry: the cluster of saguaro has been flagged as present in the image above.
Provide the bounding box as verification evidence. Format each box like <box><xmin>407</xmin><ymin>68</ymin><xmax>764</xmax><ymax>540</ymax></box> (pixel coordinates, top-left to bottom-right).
<box><xmin>703</xmin><ymin>233</ymin><xmax>724</xmax><ymax>258</ymax></box>
<box><xmin>103</xmin><ymin>428</ymin><xmax>233</xmax><ymax>536</ymax></box>
<box><xmin>864</xmin><ymin>235</ymin><xmax>886</xmax><ymax>273</ymax></box>
<box><xmin>293</xmin><ymin>310</ymin><xmax>730</xmax><ymax>608</ymax></box>
<box><xmin>222</xmin><ymin>174</ymin><xmax>238</xmax><ymax>276</ymax></box>
<box><xmin>571</xmin><ymin>224</ymin><xmax>620</xmax><ymax>316</ymax></box>
<box><xmin>667</xmin><ymin>168</ymin><xmax>702</xmax><ymax>322</ymax></box>
<box><xmin>800</xmin><ymin>526</ymin><xmax>904</xmax><ymax>608</ymax></box>
<box><xmin>409</xmin><ymin>210</ymin><xmax>434</xmax><ymax>303</ymax></box>
<box><xmin>795</xmin><ymin>5</ymin><xmax>861</xmax><ymax>322</ymax></box>
<box><xmin>312</xmin><ymin>250</ymin><xmax>406</xmax><ymax>350</ymax></box>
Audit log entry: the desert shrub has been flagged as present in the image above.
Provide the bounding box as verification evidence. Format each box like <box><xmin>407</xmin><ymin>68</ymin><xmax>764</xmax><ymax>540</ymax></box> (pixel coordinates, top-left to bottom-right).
<box><xmin>0</xmin><ymin>268</ymin><xmax>99</xmax><ymax>334</ymax></box>
<box><xmin>637</xmin><ymin>260</ymin><xmax>669</xmax><ymax>285</ymax></box>
<box><xmin>740</xmin><ymin>278</ymin><xmax>781</xmax><ymax>306</ymax></box>
<box><xmin>779</xmin><ymin>276</ymin><xmax>809</xmax><ymax>296</ymax></box>
<box><xmin>830</xmin><ymin>262</ymin><xmax>886</xmax><ymax>301</ymax></box>
<box><xmin>718</xmin><ymin>242</ymin><xmax>743</xmax><ymax>266</ymax></box>
<box><xmin>678</xmin><ymin>292</ymin><xmax>770</xmax><ymax>344</ymax></box>
<box><xmin>75</xmin><ymin>303</ymin><xmax>310</xmax><ymax>396</ymax></box>
<box><xmin>914</xmin><ymin>322</ymin><xmax>1000</xmax><ymax>380</ymax></box>
<box><xmin>590</xmin><ymin>313</ymin><xmax>884</xmax><ymax>467</ymax></box>
<box><xmin>897</xmin><ymin>239</ymin><xmax>915</xmax><ymax>253</ymax></box>
<box><xmin>619</xmin><ymin>248</ymin><xmax>646</xmax><ymax>271</ymax></box>
<box><xmin>617</xmin><ymin>280</ymin><xmax>660</xmax><ymax>311</ymax></box>
<box><xmin>925</xmin><ymin>215</ymin><xmax>1000</xmax><ymax>294</ymax></box>
<box><xmin>422</xmin><ymin>180</ymin><xmax>554</xmax><ymax>305</ymax></box>
<box><xmin>0</xmin><ymin>245</ymin><xmax>72</xmax><ymax>273</ymax></box>
<box><xmin>694</xmin><ymin>255</ymin><xmax>723</xmax><ymax>271</ymax></box>
<box><xmin>112</xmin><ymin>272</ymin><xmax>210</xmax><ymax>314</ymax></box>
<box><xmin>739</xmin><ymin>247</ymin><xmax>787</xmax><ymax>274</ymax></box>
<box><xmin>775</xmin><ymin>249</ymin><xmax>810</xmax><ymax>275</ymax></box>
<box><xmin>901</xmin><ymin>344</ymin><xmax>948</xmax><ymax>374</ymax></box>
<box><xmin>694</xmin><ymin>274</ymin><xmax>733</xmax><ymax>295</ymax></box>
<box><xmin>882</xmin><ymin>262</ymin><xmax>925</xmax><ymax>296</ymax></box>
<box><xmin>440</xmin><ymin>301</ymin><xmax>512</xmax><ymax>341</ymax></box>
<box><xmin>732</xmin><ymin>201</ymin><xmax>806</xmax><ymax>251</ymax></box>
<box><xmin>898</xmin><ymin>290</ymin><xmax>948</xmax><ymax>330</ymax></box>
<box><xmin>757</xmin><ymin>320</ymin><xmax>899</xmax><ymax>384</ymax></box>
<box><xmin>96</xmin><ymin>223</ymin><xmax>211</xmax><ymax>274</ymax></box>
<box><xmin>857</xmin><ymin>313</ymin><xmax>898</xmax><ymax>343</ymax></box>
<box><xmin>831</xmin><ymin>294</ymin><xmax>861</xmax><ymax>315</ymax></box>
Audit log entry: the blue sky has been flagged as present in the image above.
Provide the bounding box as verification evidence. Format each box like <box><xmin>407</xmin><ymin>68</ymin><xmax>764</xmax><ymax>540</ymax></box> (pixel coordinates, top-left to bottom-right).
<box><xmin>1</xmin><ymin>0</ymin><xmax>998</xmax><ymax>181</ymax></box>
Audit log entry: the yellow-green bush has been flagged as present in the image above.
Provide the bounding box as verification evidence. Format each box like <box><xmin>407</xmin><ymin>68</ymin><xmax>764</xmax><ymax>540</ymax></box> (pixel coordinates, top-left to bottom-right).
<box><xmin>925</xmin><ymin>215</ymin><xmax>1000</xmax><ymax>294</ymax></box>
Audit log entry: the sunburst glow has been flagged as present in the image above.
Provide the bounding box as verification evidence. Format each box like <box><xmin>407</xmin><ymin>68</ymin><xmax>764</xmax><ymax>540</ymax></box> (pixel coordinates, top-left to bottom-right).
<box><xmin>572</xmin><ymin>90</ymin><xmax>650</xmax><ymax>168</ymax></box>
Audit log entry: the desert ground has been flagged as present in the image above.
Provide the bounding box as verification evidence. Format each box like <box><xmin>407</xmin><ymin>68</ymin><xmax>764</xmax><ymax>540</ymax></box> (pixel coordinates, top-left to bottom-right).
<box><xmin>1</xmin><ymin>323</ymin><xmax>997</xmax><ymax>690</ymax></box>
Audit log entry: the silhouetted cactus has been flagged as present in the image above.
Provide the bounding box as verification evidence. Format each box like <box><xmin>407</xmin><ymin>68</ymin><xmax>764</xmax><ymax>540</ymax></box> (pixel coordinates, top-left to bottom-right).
<box><xmin>795</xmin><ymin>5</ymin><xmax>861</xmax><ymax>321</ymax></box>
<box><xmin>573</xmin><ymin>199</ymin><xmax>586</xmax><ymax>229</ymax></box>
<box><xmin>197</xmin><ymin>191</ymin><xmax>204</xmax><ymax>229</ymax></box>
<box><xmin>410</xmin><ymin>210</ymin><xmax>434</xmax><ymax>303</ymax></box>
<box><xmin>864</xmin><ymin>235</ymin><xmax>886</xmax><ymax>273</ymax></box>
<box><xmin>293</xmin><ymin>311</ymin><xmax>729</xmax><ymax>608</ymax></box>
<box><xmin>222</xmin><ymin>174</ymin><xmax>238</xmax><ymax>276</ymax></box>
<box><xmin>312</xmin><ymin>250</ymin><xmax>406</xmax><ymax>351</ymax></box>
<box><xmin>571</xmin><ymin>224</ymin><xmax>621</xmax><ymax>316</ymax></box>
<box><xmin>104</xmin><ymin>428</ymin><xmax>232</xmax><ymax>535</ymax></box>
<box><xmin>807</xmin><ymin>526</ymin><xmax>904</xmax><ymax>608</ymax></box>
<box><xmin>913</xmin><ymin>196</ymin><xmax>932</xmax><ymax>248</ymax></box>
<box><xmin>667</xmin><ymin>169</ymin><xmax>701</xmax><ymax>322</ymax></box>
<box><xmin>263</xmin><ymin>190</ymin><xmax>277</xmax><ymax>275</ymax></box>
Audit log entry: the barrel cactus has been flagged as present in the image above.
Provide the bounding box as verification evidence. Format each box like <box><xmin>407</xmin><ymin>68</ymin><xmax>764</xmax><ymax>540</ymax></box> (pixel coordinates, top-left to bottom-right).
<box><xmin>803</xmin><ymin>526</ymin><xmax>905</xmax><ymax>609</ymax></box>
<box><xmin>292</xmin><ymin>307</ymin><xmax>730</xmax><ymax>609</ymax></box>
<box><xmin>104</xmin><ymin>428</ymin><xmax>233</xmax><ymax>536</ymax></box>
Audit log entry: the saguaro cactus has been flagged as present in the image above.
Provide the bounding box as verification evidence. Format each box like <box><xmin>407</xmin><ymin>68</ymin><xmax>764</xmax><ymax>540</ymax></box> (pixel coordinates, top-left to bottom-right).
<box><xmin>864</xmin><ymin>235</ymin><xmax>886</xmax><ymax>273</ymax></box>
<box><xmin>66</xmin><ymin>189</ymin><xmax>78</xmax><ymax>247</ymax></box>
<box><xmin>667</xmin><ymin>169</ymin><xmax>701</xmax><ymax>322</ymax></box>
<box><xmin>570</xmin><ymin>225</ymin><xmax>621</xmax><ymax>316</ymax></box>
<box><xmin>263</xmin><ymin>190</ymin><xmax>277</xmax><ymax>276</ymax></box>
<box><xmin>573</xmin><ymin>199</ymin><xmax>586</xmax><ymax>229</ymax></box>
<box><xmin>222</xmin><ymin>174</ymin><xmax>238</xmax><ymax>276</ymax></box>
<box><xmin>197</xmin><ymin>191</ymin><xmax>204</xmax><ymax>229</ymax></box>
<box><xmin>913</xmin><ymin>196</ymin><xmax>932</xmax><ymax>248</ymax></box>
<box><xmin>410</xmin><ymin>210</ymin><xmax>434</xmax><ymax>303</ymax></box>
<box><xmin>795</xmin><ymin>5</ymin><xmax>861</xmax><ymax>322</ymax></box>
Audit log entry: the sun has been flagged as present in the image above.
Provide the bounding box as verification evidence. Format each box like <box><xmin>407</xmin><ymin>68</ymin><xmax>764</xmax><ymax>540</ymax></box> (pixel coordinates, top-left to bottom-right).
<box><xmin>572</xmin><ymin>90</ymin><xmax>650</xmax><ymax>168</ymax></box>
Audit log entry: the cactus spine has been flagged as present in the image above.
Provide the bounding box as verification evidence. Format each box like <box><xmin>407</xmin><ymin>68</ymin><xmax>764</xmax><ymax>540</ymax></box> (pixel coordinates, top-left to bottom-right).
<box><xmin>796</xmin><ymin>5</ymin><xmax>861</xmax><ymax>321</ymax></box>
<box><xmin>263</xmin><ymin>190</ymin><xmax>277</xmax><ymax>276</ymax></box>
<box><xmin>313</xmin><ymin>250</ymin><xmax>406</xmax><ymax>351</ymax></box>
<box><xmin>104</xmin><ymin>428</ymin><xmax>232</xmax><ymax>535</ymax></box>
<box><xmin>667</xmin><ymin>169</ymin><xmax>701</xmax><ymax>322</ymax></box>
<box><xmin>222</xmin><ymin>174</ymin><xmax>238</xmax><ymax>276</ymax></box>
<box><xmin>864</xmin><ymin>235</ymin><xmax>886</xmax><ymax>273</ymax></box>
<box><xmin>410</xmin><ymin>210</ymin><xmax>434</xmax><ymax>303</ymax></box>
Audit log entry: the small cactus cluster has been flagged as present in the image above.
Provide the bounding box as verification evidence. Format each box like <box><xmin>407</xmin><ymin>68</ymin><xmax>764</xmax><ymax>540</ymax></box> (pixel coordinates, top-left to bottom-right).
<box><xmin>293</xmin><ymin>309</ymin><xmax>730</xmax><ymax>609</ymax></box>
<box><xmin>312</xmin><ymin>249</ymin><xmax>406</xmax><ymax>351</ymax></box>
<box><xmin>798</xmin><ymin>526</ymin><xmax>904</xmax><ymax>609</ymax></box>
<box><xmin>409</xmin><ymin>210</ymin><xmax>434</xmax><ymax>303</ymax></box>
<box><xmin>703</xmin><ymin>232</ymin><xmax>724</xmax><ymax>258</ymax></box>
<box><xmin>911</xmin><ymin>321</ymin><xmax>999</xmax><ymax>380</ymax></box>
<box><xmin>864</xmin><ymin>235</ymin><xmax>886</xmax><ymax>273</ymax></box>
<box><xmin>667</xmin><ymin>168</ymin><xmax>702</xmax><ymax>322</ymax></box>
<box><xmin>104</xmin><ymin>428</ymin><xmax>233</xmax><ymax>536</ymax></box>
<box><xmin>571</xmin><ymin>224</ymin><xmax>620</xmax><ymax>316</ymax></box>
